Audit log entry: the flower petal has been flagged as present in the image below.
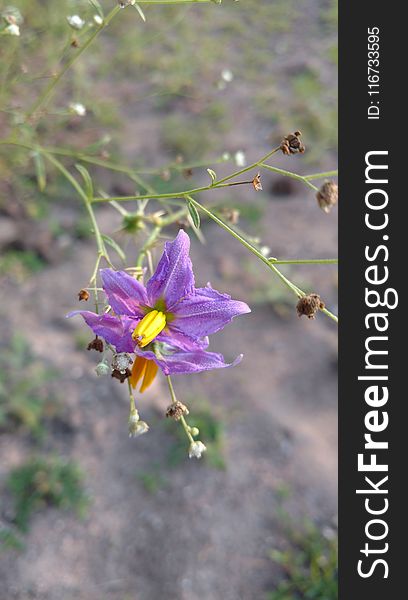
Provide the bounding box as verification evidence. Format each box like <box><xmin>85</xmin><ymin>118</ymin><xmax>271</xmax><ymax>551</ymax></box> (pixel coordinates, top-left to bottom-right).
<box><xmin>170</xmin><ymin>286</ymin><xmax>250</xmax><ymax>338</ymax></box>
<box><xmin>135</xmin><ymin>345</ymin><xmax>243</xmax><ymax>376</ymax></box>
<box><xmin>101</xmin><ymin>269</ymin><xmax>148</xmax><ymax>316</ymax></box>
<box><xmin>146</xmin><ymin>230</ymin><xmax>194</xmax><ymax>310</ymax></box>
<box><xmin>157</xmin><ymin>330</ymin><xmax>209</xmax><ymax>351</ymax></box>
<box><xmin>67</xmin><ymin>310</ymin><xmax>137</xmax><ymax>352</ymax></box>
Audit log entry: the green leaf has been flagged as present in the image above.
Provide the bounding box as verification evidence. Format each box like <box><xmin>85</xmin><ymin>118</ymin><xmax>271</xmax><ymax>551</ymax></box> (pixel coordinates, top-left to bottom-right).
<box><xmin>207</xmin><ymin>168</ymin><xmax>217</xmax><ymax>184</ymax></box>
<box><xmin>186</xmin><ymin>199</ymin><xmax>200</xmax><ymax>229</ymax></box>
<box><xmin>132</xmin><ymin>3</ymin><xmax>146</xmax><ymax>22</ymax></box>
<box><xmin>88</xmin><ymin>0</ymin><xmax>104</xmax><ymax>18</ymax></box>
<box><xmin>75</xmin><ymin>164</ymin><xmax>94</xmax><ymax>199</ymax></box>
<box><xmin>101</xmin><ymin>234</ymin><xmax>126</xmax><ymax>262</ymax></box>
<box><xmin>32</xmin><ymin>152</ymin><xmax>46</xmax><ymax>192</ymax></box>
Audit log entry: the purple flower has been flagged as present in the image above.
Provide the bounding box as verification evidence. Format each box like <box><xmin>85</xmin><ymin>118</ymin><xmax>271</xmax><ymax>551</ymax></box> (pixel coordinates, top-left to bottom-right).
<box><xmin>68</xmin><ymin>230</ymin><xmax>250</xmax><ymax>390</ymax></box>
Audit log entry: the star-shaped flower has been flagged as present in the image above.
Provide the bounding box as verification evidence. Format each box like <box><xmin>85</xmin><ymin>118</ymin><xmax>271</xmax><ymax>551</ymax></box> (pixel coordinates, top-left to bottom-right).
<box><xmin>69</xmin><ymin>230</ymin><xmax>250</xmax><ymax>391</ymax></box>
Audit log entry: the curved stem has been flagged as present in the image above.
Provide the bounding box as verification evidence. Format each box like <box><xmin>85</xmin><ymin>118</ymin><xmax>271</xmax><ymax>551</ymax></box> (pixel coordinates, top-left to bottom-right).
<box><xmin>25</xmin><ymin>5</ymin><xmax>121</xmax><ymax>121</ymax></box>
<box><xmin>167</xmin><ymin>375</ymin><xmax>194</xmax><ymax>443</ymax></box>
<box><xmin>186</xmin><ymin>195</ymin><xmax>338</xmax><ymax>324</ymax></box>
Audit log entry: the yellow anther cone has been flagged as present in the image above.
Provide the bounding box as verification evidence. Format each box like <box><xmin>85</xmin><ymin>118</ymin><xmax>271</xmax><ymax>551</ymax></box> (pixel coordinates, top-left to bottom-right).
<box><xmin>132</xmin><ymin>310</ymin><xmax>166</xmax><ymax>348</ymax></box>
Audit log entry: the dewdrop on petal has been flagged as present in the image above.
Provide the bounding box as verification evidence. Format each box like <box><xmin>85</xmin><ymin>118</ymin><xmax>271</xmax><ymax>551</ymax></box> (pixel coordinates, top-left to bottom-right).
<box><xmin>188</xmin><ymin>441</ymin><xmax>207</xmax><ymax>459</ymax></box>
<box><xmin>67</xmin><ymin>15</ymin><xmax>85</xmax><ymax>30</ymax></box>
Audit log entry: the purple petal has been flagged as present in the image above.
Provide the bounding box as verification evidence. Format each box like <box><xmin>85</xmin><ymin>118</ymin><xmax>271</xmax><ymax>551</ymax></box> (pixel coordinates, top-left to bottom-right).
<box><xmin>170</xmin><ymin>286</ymin><xmax>251</xmax><ymax>338</ymax></box>
<box><xmin>157</xmin><ymin>330</ymin><xmax>209</xmax><ymax>351</ymax></box>
<box><xmin>135</xmin><ymin>345</ymin><xmax>243</xmax><ymax>376</ymax></box>
<box><xmin>146</xmin><ymin>230</ymin><xmax>195</xmax><ymax>310</ymax></box>
<box><xmin>101</xmin><ymin>269</ymin><xmax>148</xmax><ymax>316</ymax></box>
<box><xmin>67</xmin><ymin>310</ymin><xmax>137</xmax><ymax>352</ymax></box>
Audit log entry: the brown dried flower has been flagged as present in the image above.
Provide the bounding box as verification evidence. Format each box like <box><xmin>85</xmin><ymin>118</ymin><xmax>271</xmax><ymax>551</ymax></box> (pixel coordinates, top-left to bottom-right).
<box><xmin>87</xmin><ymin>336</ymin><xmax>104</xmax><ymax>352</ymax></box>
<box><xmin>280</xmin><ymin>130</ymin><xmax>305</xmax><ymax>155</ymax></box>
<box><xmin>166</xmin><ymin>400</ymin><xmax>190</xmax><ymax>421</ymax></box>
<box><xmin>252</xmin><ymin>172</ymin><xmax>263</xmax><ymax>192</ymax></box>
<box><xmin>296</xmin><ymin>293</ymin><xmax>325</xmax><ymax>319</ymax></box>
<box><xmin>111</xmin><ymin>368</ymin><xmax>131</xmax><ymax>383</ymax></box>
<box><xmin>316</xmin><ymin>181</ymin><xmax>338</xmax><ymax>214</ymax></box>
<box><xmin>78</xmin><ymin>289</ymin><xmax>90</xmax><ymax>301</ymax></box>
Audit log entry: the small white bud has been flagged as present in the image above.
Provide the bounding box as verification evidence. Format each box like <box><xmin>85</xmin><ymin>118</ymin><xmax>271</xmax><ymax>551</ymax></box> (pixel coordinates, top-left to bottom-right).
<box><xmin>222</xmin><ymin>152</ymin><xmax>231</xmax><ymax>161</ymax></box>
<box><xmin>188</xmin><ymin>441</ymin><xmax>207</xmax><ymax>459</ymax></box>
<box><xmin>67</xmin><ymin>15</ymin><xmax>85</xmax><ymax>30</ymax></box>
<box><xmin>234</xmin><ymin>151</ymin><xmax>246</xmax><ymax>167</ymax></box>
<box><xmin>5</xmin><ymin>23</ymin><xmax>20</xmax><ymax>36</ymax></box>
<box><xmin>129</xmin><ymin>419</ymin><xmax>149</xmax><ymax>438</ymax></box>
<box><xmin>221</xmin><ymin>69</ymin><xmax>234</xmax><ymax>83</ymax></box>
<box><xmin>95</xmin><ymin>361</ymin><xmax>110</xmax><ymax>376</ymax></box>
<box><xmin>93</xmin><ymin>15</ymin><xmax>103</xmax><ymax>26</ymax></box>
<box><xmin>260</xmin><ymin>246</ymin><xmax>271</xmax><ymax>257</ymax></box>
<box><xmin>68</xmin><ymin>102</ymin><xmax>86</xmax><ymax>117</ymax></box>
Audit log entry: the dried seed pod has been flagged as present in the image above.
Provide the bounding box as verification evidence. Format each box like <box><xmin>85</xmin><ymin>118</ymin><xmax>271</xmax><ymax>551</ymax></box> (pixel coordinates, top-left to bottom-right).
<box><xmin>87</xmin><ymin>336</ymin><xmax>104</xmax><ymax>352</ymax></box>
<box><xmin>252</xmin><ymin>172</ymin><xmax>263</xmax><ymax>192</ymax></box>
<box><xmin>280</xmin><ymin>130</ymin><xmax>305</xmax><ymax>155</ymax></box>
<box><xmin>296</xmin><ymin>293</ymin><xmax>325</xmax><ymax>319</ymax></box>
<box><xmin>316</xmin><ymin>181</ymin><xmax>338</xmax><ymax>214</ymax></box>
<box><xmin>166</xmin><ymin>400</ymin><xmax>190</xmax><ymax>421</ymax></box>
<box><xmin>111</xmin><ymin>368</ymin><xmax>131</xmax><ymax>383</ymax></box>
<box><xmin>78</xmin><ymin>289</ymin><xmax>90</xmax><ymax>301</ymax></box>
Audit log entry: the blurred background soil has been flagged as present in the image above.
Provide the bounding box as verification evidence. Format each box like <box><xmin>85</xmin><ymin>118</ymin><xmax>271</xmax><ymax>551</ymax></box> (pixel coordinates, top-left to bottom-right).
<box><xmin>0</xmin><ymin>1</ymin><xmax>338</xmax><ymax>598</ymax></box>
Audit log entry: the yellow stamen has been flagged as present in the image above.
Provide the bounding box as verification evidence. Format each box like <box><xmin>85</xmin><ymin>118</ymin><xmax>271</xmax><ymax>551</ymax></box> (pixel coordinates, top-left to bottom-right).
<box><xmin>130</xmin><ymin>356</ymin><xmax>148</xmax><ymax>388</ymax></box>
<box><xmin>130</xmin><ymin>356</ymin><xmax>159</xmax><ymax>393</ymax></box>
<box><xmin>132</xmin><ymin>310</ymin><xmax>166</xmax><ymax>348</ymax></box>
<box><xmin>140</xmin><ymin>360</ymin><xmax>158</xmax><ymax>393</ymax></box>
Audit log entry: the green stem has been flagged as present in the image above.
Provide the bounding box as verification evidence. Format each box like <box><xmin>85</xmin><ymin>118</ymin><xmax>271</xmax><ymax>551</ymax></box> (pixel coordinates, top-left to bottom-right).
<box><xmin>215</xmin><ymin>146</ymin><xmax>280</xmax><ymax>185</ymax></box>
<box><xmin>166</xmin><ymin>375</ymin><xmax>194</xmax><ymax>443</ymax></box>
<box><xmin>127</xmin><ymin>379</ymin><xmax>136</xmax><ymax>413</ymax></box>
<box><xmin>43</xmin><ymin>152</ymin><xmax>109</xmax><ymax>281</ymax></box>
<box><xmin>269</xmin><ymin>258</ymin><xmax>338</xmax><ymax>265</ymax></box>
<box><xmin>25</xmin><ymin>5</ymin><xmax>121</xmax><ymax>121</ymax></box>
<box><xmin>260</xmin><ymin>163</ymin><xmax>318</xmax><ymax>191</ymax></box>
<box><xmin>186</xmin><ymin>195</ymin><xmax>338</xmax><ymax>324</ymax></box>
<box><xmin>304</xmin><ymin>170</ymin><xmax>338</xmax><ymax>181</ymax></box>
<box><xmin>136</xmin><ymin>226</ymin><xmax>162</xmax><ymax>269</ymax></box>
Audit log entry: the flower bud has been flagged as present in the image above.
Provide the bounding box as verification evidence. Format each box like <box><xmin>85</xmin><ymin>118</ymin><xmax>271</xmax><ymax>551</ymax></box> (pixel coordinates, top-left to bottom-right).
<box><xmin>129</xmin><ymin>413</ymin><xmax>149</xmax><ymax>438</ymax></box>
<box><xmin>189</xmin><ymin>427</ymin><xmax>200</xmax><ymax>437</ymax></box>
<box><xmin>95</xmin><ymin>361</ymin><xmax>110</xmax><ymax>376</ymax></box>
<box><xmin>67</xmin><ymin>15</ymin><xmax>85</xmax><ymax>30</ymax></box>
<box><xmin>188</xmin><ymin>441</ymin><xmax>207</xmax><ymax>459</ymax></box>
